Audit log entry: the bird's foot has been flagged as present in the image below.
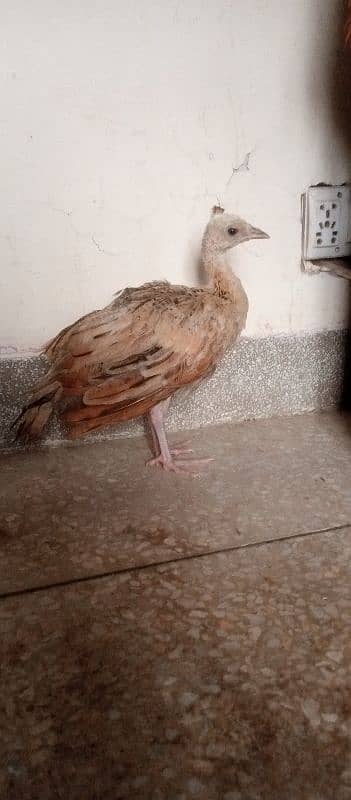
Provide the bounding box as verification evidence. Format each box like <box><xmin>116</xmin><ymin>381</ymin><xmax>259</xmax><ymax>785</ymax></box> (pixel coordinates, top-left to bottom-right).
<box><xmin>169</xmin><ymin>439</ymin><xmax>193</xmax><ymax>457</ymax></box>
<box><xmin>146</xmin><ymin>453</ymin><xmax>213</xmax><ymax>474</ymax></box>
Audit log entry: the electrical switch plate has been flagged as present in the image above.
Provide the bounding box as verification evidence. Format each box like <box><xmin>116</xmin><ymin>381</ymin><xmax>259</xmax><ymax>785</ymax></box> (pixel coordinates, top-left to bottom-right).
<box><xmin>302</xmin><ymin>184</ymin><xmax>351</xmax><ymax>260</ymax></box>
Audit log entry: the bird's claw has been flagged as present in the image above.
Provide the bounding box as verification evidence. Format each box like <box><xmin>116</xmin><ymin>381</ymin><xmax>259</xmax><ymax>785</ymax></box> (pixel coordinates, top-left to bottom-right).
<box><xmin>146</xmin><ymin>454</ymin><xmax>214</xmax><ymax>475</ymax></box>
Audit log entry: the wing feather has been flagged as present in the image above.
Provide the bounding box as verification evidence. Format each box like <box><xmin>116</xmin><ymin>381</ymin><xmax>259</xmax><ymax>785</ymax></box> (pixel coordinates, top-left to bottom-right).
<box><xmin>39</xmin><ymin>280</ymin><xmax>239</xmax><ymax>435</ymax></box>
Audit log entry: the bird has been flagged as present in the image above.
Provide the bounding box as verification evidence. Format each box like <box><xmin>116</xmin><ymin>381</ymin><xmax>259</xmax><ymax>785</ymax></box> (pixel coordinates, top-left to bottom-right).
<box><xmin>13</xmin><ymin>206</ymin><xmax>269</xmax><ymax>472</ymax></box>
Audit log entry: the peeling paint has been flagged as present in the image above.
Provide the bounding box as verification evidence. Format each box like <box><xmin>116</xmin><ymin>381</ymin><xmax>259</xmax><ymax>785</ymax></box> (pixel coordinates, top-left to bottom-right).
<box><xmin>91</xmin><ymin>236</ymin><xmax>118</xmax><ymax>258</ymax></box>
<box><xmin>226</xmin><ymin>151</ymin><xmax>252</xmax><ymax>186</ymax></box>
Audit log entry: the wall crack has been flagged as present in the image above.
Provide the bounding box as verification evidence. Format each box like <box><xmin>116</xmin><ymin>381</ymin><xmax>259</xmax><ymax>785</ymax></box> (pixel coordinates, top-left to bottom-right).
<box><xmin>226</xmin><ymin>151</ymin><xmax>252</xmax><ymax>186</ymax></box>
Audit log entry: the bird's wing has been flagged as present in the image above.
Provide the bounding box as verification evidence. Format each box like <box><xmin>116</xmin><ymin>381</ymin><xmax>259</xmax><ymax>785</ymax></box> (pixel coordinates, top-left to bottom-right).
<box><xmin>50</xmin><ymin>281</ymin><xmax>231</xmax><ymax>436</ymax></box>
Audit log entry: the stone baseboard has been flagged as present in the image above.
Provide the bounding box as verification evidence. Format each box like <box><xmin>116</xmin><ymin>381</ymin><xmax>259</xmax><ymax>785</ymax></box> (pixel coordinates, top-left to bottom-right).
<box><xmin>0</xmin><ymin>330</ymin><xmax>349</xmax><ymax>450</ymax></box>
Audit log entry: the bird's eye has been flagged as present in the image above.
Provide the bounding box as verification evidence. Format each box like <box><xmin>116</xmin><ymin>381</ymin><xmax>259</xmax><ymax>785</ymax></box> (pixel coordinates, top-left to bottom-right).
<box><xmin>227</xmin><ymin>227</ymin><xmax>237</xmax><ymax>236</ymax></box>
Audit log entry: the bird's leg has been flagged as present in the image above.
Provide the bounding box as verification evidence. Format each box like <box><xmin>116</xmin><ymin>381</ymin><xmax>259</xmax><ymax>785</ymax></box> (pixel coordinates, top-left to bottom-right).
<box><xmin>147</xmin><ymin>403</ymin><xmax>173</xmax><ymax>467</ymax></box>
<box><xmin>147</xmin><ymin>398</ymin><xmax>170</xmax><ymax>458</ymax></box>
<box><xmin>146</xmin><ymin>402</ymin><xmax>213</xmax><ymax>474</ymax></box>
<box><xmin>148</xmin><ymin>415</ymin><xmax>161</xmax><ymax>457</ymax></box>
<box><xmin>147</xmin><ymin>398</ymin><xmax>192</xmax><ymax>458</ymax></box>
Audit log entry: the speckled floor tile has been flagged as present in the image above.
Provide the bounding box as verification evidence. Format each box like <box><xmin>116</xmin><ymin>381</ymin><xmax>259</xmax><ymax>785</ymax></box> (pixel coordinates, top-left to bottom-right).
<box><xmin>1</xmin><ymin>526</ymin><xmax>351</xmax><ymax>800</ymax></box>
<box><xmin>1</xmin><ymin>411</ymin><xmax>351</xmax><ymax>594</ymax></box>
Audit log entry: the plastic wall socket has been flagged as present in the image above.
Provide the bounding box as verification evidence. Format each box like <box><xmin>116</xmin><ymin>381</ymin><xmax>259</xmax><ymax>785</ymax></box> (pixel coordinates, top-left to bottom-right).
<box><xmin>302</xmin><ymin>185</ymin><xmax>351</xmax><ymax>260</ymax></box>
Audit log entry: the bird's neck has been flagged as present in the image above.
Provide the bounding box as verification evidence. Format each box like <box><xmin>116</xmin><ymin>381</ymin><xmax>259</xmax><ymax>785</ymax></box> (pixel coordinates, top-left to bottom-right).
<box><xmin>202</xmin><ymin>246</ymin><xmax>239</xmax><ymax>298</ymax></box>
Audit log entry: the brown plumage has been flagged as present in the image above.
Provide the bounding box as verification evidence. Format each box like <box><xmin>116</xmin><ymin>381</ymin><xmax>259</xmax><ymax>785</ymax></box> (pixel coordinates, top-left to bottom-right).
<box><xmin>14</xmin><ymin>207</ymin><xmax>269</xmax><ymax>472</ymax></box>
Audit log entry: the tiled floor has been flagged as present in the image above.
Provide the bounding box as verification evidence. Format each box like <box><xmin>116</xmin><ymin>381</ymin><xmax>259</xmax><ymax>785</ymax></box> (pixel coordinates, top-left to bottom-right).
<box><xmin>1</xmin><ymin>411</ymin><xmax>351</xmax><ymax>799</ymax></box>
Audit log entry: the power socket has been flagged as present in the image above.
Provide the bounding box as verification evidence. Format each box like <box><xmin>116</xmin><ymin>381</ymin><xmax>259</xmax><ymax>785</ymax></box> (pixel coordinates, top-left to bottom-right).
<box><xmin>302</xmin><ymin>184</ymin><xmax>351</xmax><ymax>260</ymax></box>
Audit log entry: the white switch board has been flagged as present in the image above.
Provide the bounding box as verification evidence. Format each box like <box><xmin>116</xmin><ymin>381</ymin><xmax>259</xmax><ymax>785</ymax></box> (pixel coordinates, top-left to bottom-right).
<box><xmin>302</xmin><ymin>185</ymin><xmax>351</xmax><ymax>260</ymax></box>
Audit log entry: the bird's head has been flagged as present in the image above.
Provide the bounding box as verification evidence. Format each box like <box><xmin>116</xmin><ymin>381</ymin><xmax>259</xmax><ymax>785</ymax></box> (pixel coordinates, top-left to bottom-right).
<box><xmin>203</xmin><ymin>205</ymin><xmax>269</xmax><ymax>252</ymax></box>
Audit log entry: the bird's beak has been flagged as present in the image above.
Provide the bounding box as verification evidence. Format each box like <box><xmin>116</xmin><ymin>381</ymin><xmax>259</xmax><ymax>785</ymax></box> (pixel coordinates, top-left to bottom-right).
<box><xmin>248</xmin><ymin>224</ymin><xmax>270</xmax><ymax>240</ymax></box>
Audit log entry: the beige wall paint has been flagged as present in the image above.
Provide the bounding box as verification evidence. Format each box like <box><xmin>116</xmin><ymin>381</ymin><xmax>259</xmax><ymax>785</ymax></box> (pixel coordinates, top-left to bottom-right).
<box><xmin>0</xmin><ymin>0</ymin><xmax>350</xmax><ymax>357</ymax></box>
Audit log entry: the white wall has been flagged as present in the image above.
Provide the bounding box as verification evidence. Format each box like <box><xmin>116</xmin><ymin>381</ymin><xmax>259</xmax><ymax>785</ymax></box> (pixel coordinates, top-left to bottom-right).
<box><xmin>0</xmin><ymin>0</ymin><xmax>350</xmax><ymax>357</ymax></box>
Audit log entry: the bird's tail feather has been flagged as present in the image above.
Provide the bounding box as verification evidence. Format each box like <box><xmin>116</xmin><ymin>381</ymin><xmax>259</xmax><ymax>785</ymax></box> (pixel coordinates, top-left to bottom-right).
<box><xmin>12</xmin><ymin>380</ymin><xmax>63</xmax><ymax>439</ymax></box>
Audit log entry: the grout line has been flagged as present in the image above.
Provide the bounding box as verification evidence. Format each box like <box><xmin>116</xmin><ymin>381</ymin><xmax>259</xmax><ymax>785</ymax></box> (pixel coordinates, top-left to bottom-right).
<box><xmin>0</xmin><ymin>523</ymin><xmax>349</xmax><ymax>602</ymax></box>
